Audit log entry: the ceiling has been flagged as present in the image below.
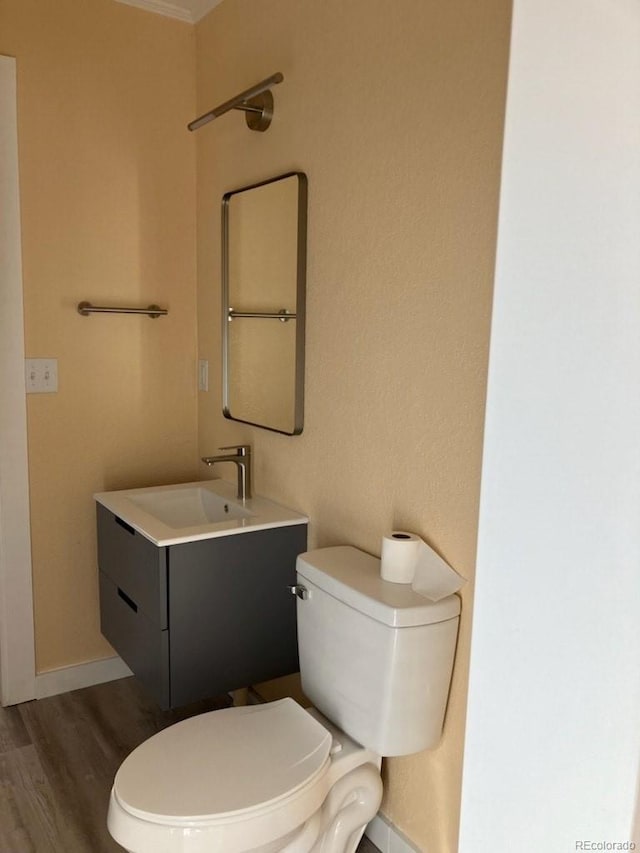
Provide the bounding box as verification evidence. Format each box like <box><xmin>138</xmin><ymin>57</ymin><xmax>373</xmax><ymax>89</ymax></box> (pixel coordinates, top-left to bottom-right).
<box><xmin>114</xmin><ymin>0</ymin><xmax>223</xmax><ymax>24</ymax></box>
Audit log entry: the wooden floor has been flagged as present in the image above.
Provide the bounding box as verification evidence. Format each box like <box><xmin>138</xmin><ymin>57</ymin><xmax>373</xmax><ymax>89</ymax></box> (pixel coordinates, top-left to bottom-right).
<box><xmin>0</xmin><ymin>677</ymin><xmax>380</xmax><ymax>852</ymax></box>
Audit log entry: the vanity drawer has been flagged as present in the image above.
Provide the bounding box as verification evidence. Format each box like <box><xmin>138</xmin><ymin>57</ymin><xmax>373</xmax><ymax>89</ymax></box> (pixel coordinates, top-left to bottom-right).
<box><xmin>99</xmin><ymin>571</ymin><xmax>170</xmax><ymax>709</ymax></box>
<box><xmin>96</xmin><ymin>504</ymin><xmax>167</xmax><ymax>627</ymax></box>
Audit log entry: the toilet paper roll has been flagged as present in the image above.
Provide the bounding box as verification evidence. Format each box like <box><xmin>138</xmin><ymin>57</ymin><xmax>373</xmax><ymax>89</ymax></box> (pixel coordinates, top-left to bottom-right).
<box><xmin>381</xmin><ymin>532</ymin><xmax>422</xmax><ymax>583</ymax></box>
<box><xmin>380</xmin><ymin>530</ymin><xmax>466</xmax><ymax>601</ymax></box>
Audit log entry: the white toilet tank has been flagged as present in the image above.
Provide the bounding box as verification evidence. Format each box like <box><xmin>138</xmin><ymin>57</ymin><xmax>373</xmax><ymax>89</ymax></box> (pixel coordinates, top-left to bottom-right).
<box><xmin>296</xmin><ymin>546</ymin><xmax>461</xmax><ymax>756</ymax></box>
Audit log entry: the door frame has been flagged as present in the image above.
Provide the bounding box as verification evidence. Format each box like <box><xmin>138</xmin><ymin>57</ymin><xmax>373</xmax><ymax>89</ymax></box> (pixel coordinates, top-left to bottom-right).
<box><xmin>0</xmin><ymin>54</ymin><xmax>37</xmax><ymax>705</ymax></box>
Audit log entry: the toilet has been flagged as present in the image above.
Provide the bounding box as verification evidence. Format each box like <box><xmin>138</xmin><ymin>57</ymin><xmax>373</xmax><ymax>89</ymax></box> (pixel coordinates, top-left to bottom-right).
<box><xmin>107</xmin><ymin>545</ymin><xmax>461</xmax><ymax>853</ymax></box>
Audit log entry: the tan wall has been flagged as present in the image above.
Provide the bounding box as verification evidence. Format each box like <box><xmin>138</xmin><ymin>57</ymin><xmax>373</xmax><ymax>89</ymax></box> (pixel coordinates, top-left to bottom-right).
<box><xmin>0</xmin><ymin>0</ymin><xmax>199</xmax><ymax>672</ymax></box>
<box><xmin>195</xmin><ymin>1</ymin><xmax>511</xmax><ymax>849</ymax></box>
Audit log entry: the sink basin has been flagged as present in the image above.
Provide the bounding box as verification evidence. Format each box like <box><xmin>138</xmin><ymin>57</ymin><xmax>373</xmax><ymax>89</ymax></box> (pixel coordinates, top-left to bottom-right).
<box><xmin>128</xmin><ymin>486</ymin><xmax>253</xmax><ymax>528</ymax></box>
<box><xmin>93</xmin><ymin>480</ymin><xmax>307</xmax><ymax>546</ymax></box>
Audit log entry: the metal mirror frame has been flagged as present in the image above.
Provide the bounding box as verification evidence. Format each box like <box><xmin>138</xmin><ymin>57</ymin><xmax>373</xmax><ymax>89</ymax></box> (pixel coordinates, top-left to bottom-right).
<box><xmin>221</xmin><ymin>171</ymin><xmax>307</xmax><ymax>435</ymax></box>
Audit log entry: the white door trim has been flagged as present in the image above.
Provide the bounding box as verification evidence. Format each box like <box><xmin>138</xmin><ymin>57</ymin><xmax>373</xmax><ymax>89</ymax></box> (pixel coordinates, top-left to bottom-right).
<box><xmin>0</xmin><ymin>55</ymin><xmax>36</xmax><ymax>706</ymax></box>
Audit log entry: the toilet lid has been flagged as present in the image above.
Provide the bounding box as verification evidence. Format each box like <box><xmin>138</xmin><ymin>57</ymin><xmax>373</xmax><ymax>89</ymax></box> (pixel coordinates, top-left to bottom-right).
<box><xmin>113</xmin><ymin>698</ymin><xmax>332</xmax><ymax>822</ymax></box>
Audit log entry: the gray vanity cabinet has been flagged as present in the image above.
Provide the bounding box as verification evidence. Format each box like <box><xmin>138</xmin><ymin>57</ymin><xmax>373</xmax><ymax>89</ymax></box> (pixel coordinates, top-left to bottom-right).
<box><xmin>96</xmin><ymin>504</ymin><xmax>306</xmax><ymax>709</ymax></box>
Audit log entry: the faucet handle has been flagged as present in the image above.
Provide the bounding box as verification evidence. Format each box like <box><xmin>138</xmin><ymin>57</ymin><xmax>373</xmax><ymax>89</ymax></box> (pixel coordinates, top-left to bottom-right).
<box><xmin>219</xmin><ymin>444</ymin><xmax>251</xmax><ymax>456</ymax></box>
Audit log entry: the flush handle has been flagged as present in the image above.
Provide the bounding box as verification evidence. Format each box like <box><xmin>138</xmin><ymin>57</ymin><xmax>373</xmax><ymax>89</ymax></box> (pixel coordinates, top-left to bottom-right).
<box><xmin>288</xmin><ymin>584</ymin><xmax>309</xmax><ymax>600</ymax></box>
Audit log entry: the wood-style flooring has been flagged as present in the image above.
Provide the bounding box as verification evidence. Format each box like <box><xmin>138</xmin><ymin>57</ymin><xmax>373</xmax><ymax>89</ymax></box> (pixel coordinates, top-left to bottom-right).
<box><xmin>0</xmin><ymin>676</ymin><xmax>380</xmax><ymax>852</ymax></box>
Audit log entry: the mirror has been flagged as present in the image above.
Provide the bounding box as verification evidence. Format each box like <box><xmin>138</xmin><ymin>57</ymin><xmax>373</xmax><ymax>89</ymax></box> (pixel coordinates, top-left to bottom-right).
<box><xmin>222</xmin><ymin>172</ymin><xmax>307</xmax><ymax>435</ymax></box>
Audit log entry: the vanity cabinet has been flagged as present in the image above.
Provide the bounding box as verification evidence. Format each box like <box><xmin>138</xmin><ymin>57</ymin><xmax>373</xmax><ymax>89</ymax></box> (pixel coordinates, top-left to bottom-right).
<box><xmin>96</xmin><ymin>504</ymin><xmax>307</xmax><ymax>709</ymax></box>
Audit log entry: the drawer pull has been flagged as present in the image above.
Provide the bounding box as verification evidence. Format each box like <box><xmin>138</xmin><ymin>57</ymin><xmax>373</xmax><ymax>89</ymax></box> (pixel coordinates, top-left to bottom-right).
<box><xmin>115</xmin><ymin>516</ymin><xmax>135</xmax><ymax>535</ymax></box>
<box><xmin>117</xmin><ymin>587</ymin><xmax>138</xmax><ymax>613</ymax></box>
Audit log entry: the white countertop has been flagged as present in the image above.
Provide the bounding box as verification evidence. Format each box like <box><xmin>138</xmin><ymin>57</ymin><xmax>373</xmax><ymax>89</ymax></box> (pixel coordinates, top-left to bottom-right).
<box><xmin>94</xmin><ymin>479</ymin><xmax>308</xmax><ymax>546</ymax></box>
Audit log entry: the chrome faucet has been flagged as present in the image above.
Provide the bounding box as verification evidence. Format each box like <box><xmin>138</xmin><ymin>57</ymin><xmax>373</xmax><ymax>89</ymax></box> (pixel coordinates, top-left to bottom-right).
<box><xmin>201</xmin><ymin>444</ymin><xmax>252</xmax><ymax>501</ymax></box>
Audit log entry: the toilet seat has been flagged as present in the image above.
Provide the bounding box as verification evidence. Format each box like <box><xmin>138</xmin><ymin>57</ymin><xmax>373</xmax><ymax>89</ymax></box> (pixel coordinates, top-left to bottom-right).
<box><xmin>109</xmin><ymin>698</ymin><xmax>341</xmax><ymax>852</ymax></box>
<box><xmin>113</xmin><ymin>699</ymin><xmax>333</xmax><ymax>824</ymax></box>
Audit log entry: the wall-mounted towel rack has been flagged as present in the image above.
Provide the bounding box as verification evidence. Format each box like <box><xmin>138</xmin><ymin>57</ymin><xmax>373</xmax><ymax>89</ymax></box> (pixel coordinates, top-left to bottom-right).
<box><xmin>228</xmin><ymin>308</ymin><xmax>295</xmax><ymax>322</ymax></box>
<box><xmin>77</xmin><ymin>301</ymin><xmax>168</xmax><ymax>319</ymax></box>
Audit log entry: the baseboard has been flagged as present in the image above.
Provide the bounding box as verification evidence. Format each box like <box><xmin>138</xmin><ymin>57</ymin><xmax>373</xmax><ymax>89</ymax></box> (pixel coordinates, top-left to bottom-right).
<box><xmin>35</xmin><ymin>656</ymin><xmax>133</xmax><ymax>700</ymax></box>
<box><xmin>365</xmin><ymin>812</ymin><xmax>421</xmax><ymax>852</ymax></box>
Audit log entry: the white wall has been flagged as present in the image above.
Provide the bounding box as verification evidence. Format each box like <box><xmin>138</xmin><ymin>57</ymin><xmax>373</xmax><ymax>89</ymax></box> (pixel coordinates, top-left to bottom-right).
<box><xmin>459</xmin><ymin>1</ymin><xmax>640</xmax><ymax>851</ymax></box>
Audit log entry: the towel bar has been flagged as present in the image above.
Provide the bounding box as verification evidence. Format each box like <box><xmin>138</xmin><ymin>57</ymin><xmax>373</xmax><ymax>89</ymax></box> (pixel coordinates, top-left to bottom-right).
<box><xmin>77</xmin><ymin>302</ymin><xmax>168</xmax><ymax>319</ymax></box>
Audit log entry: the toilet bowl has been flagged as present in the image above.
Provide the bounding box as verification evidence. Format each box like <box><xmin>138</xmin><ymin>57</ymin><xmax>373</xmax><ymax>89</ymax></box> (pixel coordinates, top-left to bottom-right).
<box><xmin>108</xmin><ymin>698</ymin><xmax>382</xmax><ymax>853</ymax></box>
<box><xmin>108</xmin><ymin>546</ymin><xmax>461</xmax><ymax>853</ymax></box>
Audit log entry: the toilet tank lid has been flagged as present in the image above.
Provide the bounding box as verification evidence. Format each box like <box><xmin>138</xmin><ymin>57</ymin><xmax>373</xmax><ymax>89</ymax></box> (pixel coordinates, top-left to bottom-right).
<box><xmin>296</xmin><ymin>546</ymin><xmax>461</xmax><ymax>627</ymax></box>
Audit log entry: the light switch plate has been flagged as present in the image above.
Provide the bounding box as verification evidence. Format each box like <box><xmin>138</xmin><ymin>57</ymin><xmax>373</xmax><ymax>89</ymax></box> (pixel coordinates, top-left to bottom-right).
<box><xmin>25</xmin><ymin>358</ymin><xmax>58</xmax><ymax>393</ymax></box>
<box><xmin>198</xmin><ymin>359</ymin><xmax>209</xmax><ymax>392</ymax></box>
